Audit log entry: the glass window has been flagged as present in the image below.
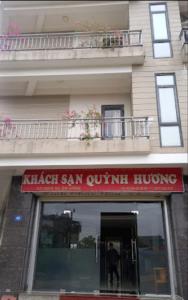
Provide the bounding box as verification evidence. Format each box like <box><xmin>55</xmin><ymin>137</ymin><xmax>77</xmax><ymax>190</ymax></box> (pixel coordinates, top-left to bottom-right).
<box><xmin>150</xmin><ymin>4</ymin><xmax>166</xmax><ymax>12</ymax></box>
<box><xmin>150</xmin><ymin>4</ymin><xmax>171</xmax><ymax>58</ymax></box>
<box><xmin>160</xmin><ymin>126</ymin><xmax>181</xmax><ymax>146</ymax></box>
<box><xmin>152</xmin><ymin>13</ymin><xmax>168</xmax><ymax>40</ymax></box>
<box><xmin>102</xmin><ymin>105</ymin><xmax>124</xmax><ymax>139</ymax></box>
<box><xmin>156</xmin><ymin>75</ymin><xmax>174</xmax><ymax>86</ymax></box>
<box><xmin>155</xmin><ymin>74</ymin><xmax>182</xmax><ymax>147</ymax></box>
<box><xmin>158</xmin><ymin>88</ymin><xmax>177</xmax><ymax>122</ymax></box>
<box><xmin>154</xmin><ymin>42</ymin><xmax>171</xmax><ymax>58</ymax></box>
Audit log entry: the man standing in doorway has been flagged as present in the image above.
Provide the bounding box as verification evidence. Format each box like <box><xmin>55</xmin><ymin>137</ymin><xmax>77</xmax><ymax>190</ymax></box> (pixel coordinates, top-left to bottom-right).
<box><xmin>107</xmin><ymin>242</ymin><xmax>120</xmax><ymax>288</ymax></box>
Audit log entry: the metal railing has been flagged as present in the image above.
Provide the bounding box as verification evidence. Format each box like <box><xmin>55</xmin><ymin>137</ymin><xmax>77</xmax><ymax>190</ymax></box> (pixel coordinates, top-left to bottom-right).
<box><xmin>0</xmin><ymin>30</ymin><xmax>142</xmax><ymax>51</ymax></box>
<box><xmin>179</xmin><ymin>27</ymin><xmax>188</xmax><ymax>45</ymax></box>
<box><xmin>0</xmin><ymin>117</ymin><xmax>150</xmax><ymax>140</ymax></box>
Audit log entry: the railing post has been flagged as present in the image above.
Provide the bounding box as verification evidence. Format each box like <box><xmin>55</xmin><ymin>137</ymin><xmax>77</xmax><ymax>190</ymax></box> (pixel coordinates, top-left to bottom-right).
<box><xmin>131</xmin><ymin>117</ymin><xmax>135</xmax><ymax>139</ymax></box>
<box><xmin>139</xmin><ymin>30</ymin><xmax>142</xmax><ymax>45</ymax></box>
<box><xmin>128</xmin><ymin>30</ymin><xmax>130</xmax><ymax>46</ymax></box>
<box><xmin>146</xmin><ymin>117</ymin><xmax>150</xmax><ymax>138</ymax></box>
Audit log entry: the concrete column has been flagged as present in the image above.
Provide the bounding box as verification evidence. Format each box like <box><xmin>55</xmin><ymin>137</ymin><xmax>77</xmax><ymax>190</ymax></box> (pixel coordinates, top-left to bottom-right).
<box><xmin>169</xmin><ymin>185</ymin><xmax>188</xmax><ymax>300</ymax></box>
<box><xmin>0</xmin><ymin>176</ymin><xmax>36</xmax><ymax>296</ymax></box>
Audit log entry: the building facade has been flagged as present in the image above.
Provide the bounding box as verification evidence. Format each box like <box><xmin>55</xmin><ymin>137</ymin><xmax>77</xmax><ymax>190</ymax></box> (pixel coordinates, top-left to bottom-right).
<box><xmin>0</xmin><ymin>1</ymin><xmax>187</xmax><ymax>300</ymax></box>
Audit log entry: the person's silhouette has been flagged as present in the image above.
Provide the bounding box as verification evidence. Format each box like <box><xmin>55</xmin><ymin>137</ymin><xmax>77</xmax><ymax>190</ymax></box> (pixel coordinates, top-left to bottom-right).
<box><xmin>107</xmin><ymin>242</ymin><xmax>120</xmax><ymax>287</ymax></box>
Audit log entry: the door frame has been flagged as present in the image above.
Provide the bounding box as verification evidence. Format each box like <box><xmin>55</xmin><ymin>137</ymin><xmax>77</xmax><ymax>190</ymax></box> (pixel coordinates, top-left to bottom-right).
<box><xmin>100</xmin><ymin>212</ymin><xmax>140</xmax><ymax>294</ymax></box>
<box><xmin>101</xmin><ymin>104</ymin><xmax>125</xmax><ymax>139</ymax></box>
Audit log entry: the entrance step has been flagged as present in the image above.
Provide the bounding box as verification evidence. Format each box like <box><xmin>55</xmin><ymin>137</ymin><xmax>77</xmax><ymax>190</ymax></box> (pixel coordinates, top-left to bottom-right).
<box><xmin>19</xmin><ymin>294</ymin><xmax>59</xmax><ymax>300</ymax></box>
<box><xmin>18</xmin><ymin>294</ymin><xmax>184</xmax><ymax>300</ymax></box>
<box><xmin>59</xmin><ymin>296</ymin><xmax>139</xmax><ymax>300</ymax></box>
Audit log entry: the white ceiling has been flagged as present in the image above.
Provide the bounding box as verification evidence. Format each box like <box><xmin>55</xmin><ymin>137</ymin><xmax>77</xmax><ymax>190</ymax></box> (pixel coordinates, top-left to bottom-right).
<box><xmin>1</xmin><ymin>1</ymin><xmax>129</xmax><ymax>34</ymax></box>
<box><xmin>0</xmin><ymin>73</ymin><xmax>131</xmax><ymax>96</ymax></box>
<box><xmin>1</xmin><ymin>1</ymin><xmax>114</xmax><ymax>8</ymax></box>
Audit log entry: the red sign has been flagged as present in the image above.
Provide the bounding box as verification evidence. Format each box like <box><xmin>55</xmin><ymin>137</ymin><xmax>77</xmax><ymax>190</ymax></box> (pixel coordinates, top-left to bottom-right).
<box><xmin>21</xmin><ymin>168</ymin><xmax>183</xmax><ymax>193</ymax></box>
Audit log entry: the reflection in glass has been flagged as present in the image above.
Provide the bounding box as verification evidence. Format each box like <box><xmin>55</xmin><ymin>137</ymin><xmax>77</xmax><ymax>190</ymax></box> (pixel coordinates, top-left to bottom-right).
<box><xmin>137</xmin><ymin>203</ymin><xmax>170</xmax><ymax>294</ymax></box>
<box><xmin>34</xmin><ymin>202</ymin><xmax>171</xmax><ymax>295</ymax></box>
<box><xmin>34</xmin><ymin>203</ymin><xmax>99</xmax><ymax>292</ymax></box>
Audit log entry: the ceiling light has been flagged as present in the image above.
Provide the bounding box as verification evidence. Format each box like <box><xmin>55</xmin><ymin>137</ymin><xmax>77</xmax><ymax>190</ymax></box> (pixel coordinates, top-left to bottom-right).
<box><xmin>62</xmin><ymin>16</ymin><xmax>69</xmax><ymax>23</ymax></box>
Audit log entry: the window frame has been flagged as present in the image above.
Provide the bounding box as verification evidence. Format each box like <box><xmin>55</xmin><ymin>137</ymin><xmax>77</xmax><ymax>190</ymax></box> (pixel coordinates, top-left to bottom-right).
<box><xmin>101</xmin><ymin>104</ymin><xmax>125</xmax><ymax>140</ymax></box>
<box><xmin>0</xmin><ymin>205</ymin><xmax>6</xmax><ymax>246</ymax></box>
<box><xmin>149</xmin><ymin>3</ymin><xmax>172</xmax><ymax>58</ymax></box>
<box><xmin>155</xmin><ymin>73</ymin><xmax>183</xmax><ymax>147</ymax></box>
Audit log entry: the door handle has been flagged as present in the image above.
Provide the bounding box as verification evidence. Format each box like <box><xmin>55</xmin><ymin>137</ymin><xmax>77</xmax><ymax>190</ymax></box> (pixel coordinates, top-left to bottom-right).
<box><xmin>131</xmin><ymin>239</ymin><xmax>136</xmax><ymax>263</ymax></box>
<box><xmin>134</xmin><ymin>239</ymin><xmax>137</xmax><ymax>262</ymax></box>
<box><xmin>131</xmin><ymin>239</ymin><xmax>134</xmax><ymax>262</ymax></box>
<box><xmin>95</xmin><ymin>235</ymin><xmax>98</xmax><ymax>263</ymax></box>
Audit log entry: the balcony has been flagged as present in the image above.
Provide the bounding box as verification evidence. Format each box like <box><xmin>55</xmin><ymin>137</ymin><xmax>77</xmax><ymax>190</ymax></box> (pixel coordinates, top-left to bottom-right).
<box><xmin>0</xmin><ymin>30</ymin><xmax>145</xmax><ymax>65</ymax></box>
<box><xmin>179</xmin><ymin>28</ymin><xmax>188</xmax><ymax>63</ymax></box>
<box><xmin>0</xmin><ymin>117</ymin><xmax>151</xmax><ymax>156</ymax></box>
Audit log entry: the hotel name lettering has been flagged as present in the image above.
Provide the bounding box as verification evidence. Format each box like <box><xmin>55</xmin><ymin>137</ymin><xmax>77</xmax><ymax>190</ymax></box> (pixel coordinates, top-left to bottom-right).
<box><xmin>21</xmin><ymin>168</ymin><xmax>183</xmax><ymax>192</ymax></box>
<box><xmin>23</xmin><ymin>172</ymin><xmax>178</xmax><ymax>186</ymax></box>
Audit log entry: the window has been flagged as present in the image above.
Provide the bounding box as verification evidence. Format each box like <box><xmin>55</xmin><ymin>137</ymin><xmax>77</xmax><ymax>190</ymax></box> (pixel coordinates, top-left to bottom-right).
<box><xmin>155</xmin><ymin>74</ymin><xmax>182</xmax><ymax>147</ymax></box>
<box><xmin>101</xmin><ymin>105</ymin><xmax>124</xmax><ymax>139</ymax></box>
<box><xmin>150</xmin><ymin>3</ymin><xmax>172</xmax><ymax>58</ymax></box>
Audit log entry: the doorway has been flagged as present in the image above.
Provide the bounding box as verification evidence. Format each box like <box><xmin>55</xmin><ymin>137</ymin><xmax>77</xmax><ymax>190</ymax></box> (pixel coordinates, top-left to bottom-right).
<box><xmin>100</xmin><ymin>213</ymin><xmax>139</xmax><ymax>294</ymax></box>
<box><xmin>101</xmin><ymin>105</ymin><xmax>125</xmax><ymax>139</ymax></box>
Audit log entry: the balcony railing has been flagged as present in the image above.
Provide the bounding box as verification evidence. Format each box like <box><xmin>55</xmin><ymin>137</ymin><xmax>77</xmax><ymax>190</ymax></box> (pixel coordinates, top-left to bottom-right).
<box><xmin>0</xmin><ymin>30</ymin><xmax>142</xmax><ymax>51</ymax></box>
<box><xmin>0</xmin><ymin>117</ymin><xmax>150</xmax><ymax>140</ymax></box>
<box><xmin>179</xmin><ymin>27</ymin><xmax>188</xmax><ymax>45</ymax></box>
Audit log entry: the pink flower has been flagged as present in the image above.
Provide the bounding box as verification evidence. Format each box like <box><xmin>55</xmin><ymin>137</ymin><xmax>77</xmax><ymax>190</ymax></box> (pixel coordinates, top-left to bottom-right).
<box><xmin>4</xmin><ymin>117</ymin><xmax>12</xmax><ymax>124</ymax></box>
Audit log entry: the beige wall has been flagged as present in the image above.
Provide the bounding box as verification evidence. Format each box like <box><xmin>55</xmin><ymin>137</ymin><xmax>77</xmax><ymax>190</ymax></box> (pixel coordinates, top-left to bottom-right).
<box><xmin>0</xmin><ymin>94</ymin><xmax>131</xmax><ymax>119</ymax></box>
<box><xmin>0</xmin><ymin>95</ymin><xmax>69</xmax><ymax>119</ymax></box>
<box><xmin>69</xmin><ymin>94</ymin><xmax>132</xmax><ymax>116</ymax></box>
<box><xmin>129</xmin><ymin>0</ymin><xmax>188</xmax><ymax>154</ymax></box>
<box><xmin>0</xmin><ymin>1</ymin><xmax>187</xmax><ymax>157</ymax></box>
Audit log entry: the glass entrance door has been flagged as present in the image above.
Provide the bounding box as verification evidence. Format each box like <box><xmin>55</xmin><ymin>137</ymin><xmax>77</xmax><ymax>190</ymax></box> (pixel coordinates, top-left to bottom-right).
<box><xmin>100</xmin><ymin>213</ymin><xmax>139</xmax><ymax>294</ymax></box>
<box><xmin>33</xmin><ymin>202</ymin><xmax>171</xmax><ymax>295</ymax></box>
